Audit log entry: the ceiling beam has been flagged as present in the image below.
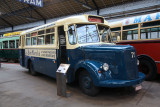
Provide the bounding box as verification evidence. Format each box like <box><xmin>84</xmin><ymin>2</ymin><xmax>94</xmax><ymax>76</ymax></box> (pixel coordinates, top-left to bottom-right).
<box><xmin>0</xmin><ymin>17</ymin><xmax>13</xmax><ymax>27</ymax></box>
<box><xmin>92</xmin><ymin>0</ymin><xmax>99</xmax><ymax>15</ymax></box>
<box><xmin>74</xmin><ymin>0</ymin><xmax>94</xmax><ymax>10</ymax></box>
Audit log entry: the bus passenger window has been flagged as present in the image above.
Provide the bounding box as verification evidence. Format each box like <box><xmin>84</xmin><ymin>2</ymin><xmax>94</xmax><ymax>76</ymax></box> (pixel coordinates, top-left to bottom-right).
<box><xmin>68</xmin><ymin>25</ymin><xmax>77</xmax><ymax>45</ymax></box>
<box><xmin>112</xmin><ymin>32</ymin><xmax>121</xmax><ymax>41</ymax></box>
<box><xmin>141</xmin><ymin>28</ymin><xmax>150</xmax><ymax>39</ymax></box>
<box><xmin>51</xmin><ymin>34</ymin><xmax>55</xmax><ymax>44</ymax></box>
<box><xmin>0</xmin><ymin>42</ymin><xmax>1</xmax><ymax>49</ymax></box>
<box><xmin>46</xmin><ymin>28</ymin><xmax>54</xmax><ymax>33</ymax></box>
<box><xmin>26</xmin><ymin>34</ymin><xmax>31</xmax><ymax>46</ymax></box>
<box><xmin>38</xmin><ymin>30</ymin><xmax>45</xmax><ymax>35</ymax></box>
<box><xmin>123</xmin><ymin>30</ymin><xmax>138</xmax><ymax>40</ymax></box>
<box><xmin>3</xmin><ymin>41</ymin><xmax>8</xmax><ymax>48</ymax></box>
<box><xmin>19</xmin><ymin>36</ymin><xmax>21</xmax><ymax>46</ymax></box>
<box><xmin>16</xmin><ymin>40</ymin><xmax>19</xmax><ymax>48</ymax></box>
<box><xmin>37</xmin><ymin>36</ymin><xmax>44</xmax><ymax>45</ymax></box>
<box><xmin>45</xmin><ymin>34</ymin><xmax>55</xmax><ymax>44</ymax></box>
<box><xmin>32</xmin><ymin>37</ymin><xmax>37</xmax><ymax>45</ymax></box>
<box><xmin>151</xmin><ymin>28</ymin><xmax>158</xmax><ymax>39</ymax></box>
<box><xmin>133</xmin><ymin>30</ymin><xmax>138</xmax><ymax>40</ymax></box>
<box><xmin>9</xmin><ymin>40</ymin><xmax>15</xmax><ymax>48</ymax></box>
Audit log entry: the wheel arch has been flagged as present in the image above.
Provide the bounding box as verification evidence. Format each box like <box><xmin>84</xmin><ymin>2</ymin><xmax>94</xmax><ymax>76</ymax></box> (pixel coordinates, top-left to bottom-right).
<box><xmin>138</xmin><ymin>54</ymin><xmax>157</xmax><ymax>73</ymax></box>
<box><xmin>27</xmin><ymin>58</ymin><xmax>32</xmax><ymax>69</ymax></box>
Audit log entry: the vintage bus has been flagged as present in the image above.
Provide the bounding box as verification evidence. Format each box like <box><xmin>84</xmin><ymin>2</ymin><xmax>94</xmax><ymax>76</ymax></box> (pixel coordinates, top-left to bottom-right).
<box><xmin>110</xmin><ymin>12</ymin><xmax>160</xmax><ymax>81</ymax></box>
<box><xmin>0</xmin><ymin>32</ymin><xmax>20</xmax><ymax>62</ymax></box>
<box><xmin>19</xmin><ymin>14</ymin><xmax>145</xmax><ymax>96</ymax></box>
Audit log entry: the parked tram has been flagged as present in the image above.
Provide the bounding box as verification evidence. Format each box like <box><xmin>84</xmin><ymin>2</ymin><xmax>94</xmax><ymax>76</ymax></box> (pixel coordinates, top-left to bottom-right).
<box><xmin>110</xmin><ymin>12</ymin><xmax>160</xmax><ymax>80</ymax></box>
<box><xmin>0</xmin><ymin>32</ymin><xmax>20</xmax><ymax>62</ymax></box>
<box><xmin>19</xmin><ymin>14</ymin><xmax>145</xmax><ymax>96</ymax></box>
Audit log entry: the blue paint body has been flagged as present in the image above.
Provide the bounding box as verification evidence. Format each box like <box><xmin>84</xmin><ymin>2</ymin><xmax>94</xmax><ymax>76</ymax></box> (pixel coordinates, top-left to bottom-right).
<box><xmin>20</xmin><ymin>44</ymin><xmax>145</xmax><ymax>87</ymax></box>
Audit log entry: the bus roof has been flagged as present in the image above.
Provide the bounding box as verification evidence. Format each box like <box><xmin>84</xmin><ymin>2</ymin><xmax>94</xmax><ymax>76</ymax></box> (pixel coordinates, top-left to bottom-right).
<box><xmin>21</xmin><ymin>14</ymin><xmax>108</xmax><ymax>35</ymax></box>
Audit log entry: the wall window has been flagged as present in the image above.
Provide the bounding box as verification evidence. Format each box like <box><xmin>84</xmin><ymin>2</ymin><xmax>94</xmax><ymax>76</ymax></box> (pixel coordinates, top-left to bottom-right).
<box><xmin>3</xmin><ymin>41</ymin><xmax>8</xmax><ymax>48</ymax></box>
<box><xmin>32</xmin><ymin>37</ymin><xmax>37</xmax><ymax>45</ymax></box>
<box><xmin>37</xmin><ymin>36</ymin><xmax>44</xmax><ymax>45</ymax></box>
<box><xmin>122</xmin><ymin>30</ymin><xmax>138</xmax><ymax>40</ymax></box>
<box><xmin>9</xmin><ymin>40</ymin><xmax>15</xmax><ymax>48</ymax></box>
<box><xmin>141</xmin><ymin>27</ymin><xmax>160</xmax><ymax>39</ymax></box>
<box><xmin>68</xmin><ymin>25</ymin><xmax>77</xmax><ymax>45</ymax></box>
<box><xmin>45</xmin><ymin>34</ymin><xmax>55</xmax><ymax>44</ymax></box>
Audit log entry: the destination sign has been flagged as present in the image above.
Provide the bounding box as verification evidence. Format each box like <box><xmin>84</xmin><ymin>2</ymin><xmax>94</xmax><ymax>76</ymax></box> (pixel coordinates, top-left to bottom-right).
<box><xmin>123</xmin><ymin>12</ymin><xmax>160</xmax><ymax>25</ymax></box>
<box><xmin>17</xmin><ymin>0</ymin><xmax>43</xmax><ymax>7</ymax></box>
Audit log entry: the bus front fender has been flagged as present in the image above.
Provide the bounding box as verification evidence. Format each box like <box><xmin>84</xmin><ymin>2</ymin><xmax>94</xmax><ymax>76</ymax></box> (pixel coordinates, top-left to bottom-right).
<box><xmin>75</xmin><ymin>60</ymin><xmax>103</xmax><ymax>86</ymax></box>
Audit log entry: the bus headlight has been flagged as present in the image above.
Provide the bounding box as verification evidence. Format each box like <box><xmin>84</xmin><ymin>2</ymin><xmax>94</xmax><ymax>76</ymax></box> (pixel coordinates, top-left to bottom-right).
<box><xmin>103</xmin><ymin>63</ymin><xmax>109</xmax><ymax>71</ymax></box>
<box><xmin>137</xmin><ymin>59</ymin><xmax>139</xmax><ymax>65</ymax></box>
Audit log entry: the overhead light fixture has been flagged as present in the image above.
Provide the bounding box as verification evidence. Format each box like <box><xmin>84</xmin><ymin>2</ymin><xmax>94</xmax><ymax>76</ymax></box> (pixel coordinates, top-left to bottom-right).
<box><xmin>82</xmin><ymin>4</ymin><xmax>92</xmax><ymax>9</ymax></box>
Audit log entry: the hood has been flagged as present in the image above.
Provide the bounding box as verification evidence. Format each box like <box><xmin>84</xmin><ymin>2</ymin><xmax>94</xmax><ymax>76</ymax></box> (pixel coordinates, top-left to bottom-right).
<box><xmin>81</xmin><ymin>44</ymin><xmax>138</xmax><ymax>80</ymax></box>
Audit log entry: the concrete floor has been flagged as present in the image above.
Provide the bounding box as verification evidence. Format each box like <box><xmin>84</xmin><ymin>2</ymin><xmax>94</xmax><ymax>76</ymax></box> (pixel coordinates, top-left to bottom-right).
<box><xmin>0</xmin><ymin>63</ymin><xmax>160</xmax><ymax>107</ymax></box>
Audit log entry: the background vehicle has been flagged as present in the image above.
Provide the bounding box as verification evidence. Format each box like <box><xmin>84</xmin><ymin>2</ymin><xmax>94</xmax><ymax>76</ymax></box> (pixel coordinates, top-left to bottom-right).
<box><xmin>0</xmin><ymin>32</ymin><xmax>20</xmax><ymax>62</ymax></box>
<box><xmin>19</xmin><ymin>14</ymin><xmax>145</xmax><ymax>96</ymax></box>
<box><xmin>110</xmin><ymin>12</ymin><xmax>160</xmax><ymax>80</ymax></box>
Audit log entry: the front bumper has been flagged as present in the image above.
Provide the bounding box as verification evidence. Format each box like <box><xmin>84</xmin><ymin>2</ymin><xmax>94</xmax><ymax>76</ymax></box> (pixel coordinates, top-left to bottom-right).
<box><xmin>97</xmin><ymin>72</ymin><xmax>145</xmax><ymax>87</ymax></box>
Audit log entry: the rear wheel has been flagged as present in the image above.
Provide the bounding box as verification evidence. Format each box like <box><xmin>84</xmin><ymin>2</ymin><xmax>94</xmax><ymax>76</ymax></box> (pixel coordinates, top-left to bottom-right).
<box><xmin>79</xmin><ymin>70</ymin><xmax>99</xmax><ymax>96</ymax></box>
<box><xmin>138</xmin><ymin>59</ymin><xmax>157</xmax><ymax>81</ymax></box>
<box><xmin>29</xmin><ymin>62</ymin><xmax>38</xmax><ymax>76</ymax></box>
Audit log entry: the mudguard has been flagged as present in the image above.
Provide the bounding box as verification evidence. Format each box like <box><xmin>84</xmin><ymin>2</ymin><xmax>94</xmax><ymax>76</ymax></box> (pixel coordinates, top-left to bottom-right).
<box><xmin>75</xmin><ymin>60</ymin><xmax>103</xmax><ymax>85</ymax></box>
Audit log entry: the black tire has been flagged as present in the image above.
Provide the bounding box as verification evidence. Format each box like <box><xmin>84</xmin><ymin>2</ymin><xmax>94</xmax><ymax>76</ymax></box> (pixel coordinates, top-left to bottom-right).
<box><xmin>79</xmin><ymin>70</ymin><xmax>99</xmax><ymax>96</ymax></box>
<box><xmin>29</xmin><ymin>62</ymin><xmax>37</xmax><ymax>76</ymax></box>
<box><xmin>138</xmin><ymin>59</ymin><xmax>157</xmax><ymax>81</ymax></box>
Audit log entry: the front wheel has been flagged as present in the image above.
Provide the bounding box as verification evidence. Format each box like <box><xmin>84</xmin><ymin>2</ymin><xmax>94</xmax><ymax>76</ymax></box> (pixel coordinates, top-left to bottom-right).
<box><xmin>79</xmin><ymin>70</ymin><xmax>99</xmax><ymax>96</ymax></box>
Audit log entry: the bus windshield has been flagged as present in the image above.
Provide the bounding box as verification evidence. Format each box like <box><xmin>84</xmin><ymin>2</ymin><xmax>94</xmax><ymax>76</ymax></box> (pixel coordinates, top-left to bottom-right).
<box><xmin>76</xmin><ymin>24</ymin><xmax>100</xmax><ymax>43</ymax></box>
<box><xmin>98</xmin><ymin>25</ymin><xmax>112</xmax><ymax>43</ymax></box>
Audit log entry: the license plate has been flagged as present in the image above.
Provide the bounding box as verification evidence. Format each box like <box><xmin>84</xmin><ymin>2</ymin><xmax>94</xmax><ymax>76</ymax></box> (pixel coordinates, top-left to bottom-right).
<box><xmin>135</xmin><ymin>84</ymin><xmax>142</xmax><ymax>91</ymax></box>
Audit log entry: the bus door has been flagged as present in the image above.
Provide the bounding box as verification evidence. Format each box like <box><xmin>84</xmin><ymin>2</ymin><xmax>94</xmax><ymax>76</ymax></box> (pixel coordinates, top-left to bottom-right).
<box><xmin>58</xmin><ymin>26</ymin><xmax>67</xmax><ymax>64</ymax></box>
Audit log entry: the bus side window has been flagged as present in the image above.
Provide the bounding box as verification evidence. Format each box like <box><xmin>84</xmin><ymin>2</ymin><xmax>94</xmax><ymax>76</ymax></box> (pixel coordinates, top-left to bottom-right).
<box><xmin>123</xmin><ymin>30</ymin><xmax>138</xmax><ymax>40</ymax></box>
<box><xmin>68</xmin><ymin>25</ymin><xmax>77</xmax><ymax>45</ymax></box>
<box><xmin>9</xmin><ymin>40</ymin><xmax>15</xmax><ymax>48</ymax></box>
<box><xmin>16</xmin><ymin>40</ymin><xmax>19</xmax><ymax>48</ymax></box>
<box><xmin>19</xmin><ymin>36</ymin><xmax>21</xmax><ymax>47</ymax></box>
<box><xmin>26</xmin><ymin>34</ymin><xmax>31</xmax><ymax>46</ymax></box>
<box><xmin>0</xmin><ymin>42</ymin><xmax>1</xmax><ymax>49</ymax></box>
<box><xmin>140</xmin><ymin>27</ymin><xmax>159</xmax><ymax>39</ymax></box>
<box><xmin>37</xmin><ymin>36</ymin><xmax>44</xmax><ymax>45</ymax></box>
<box><xmin>3</xmin><ymin>41</ymin><xmax>8</xmax><ymax>49</ymax></box>
<box><xmin>45</xmin><ymin>34</ymin><xmax>55</xmax><ymax>44</ymax></box>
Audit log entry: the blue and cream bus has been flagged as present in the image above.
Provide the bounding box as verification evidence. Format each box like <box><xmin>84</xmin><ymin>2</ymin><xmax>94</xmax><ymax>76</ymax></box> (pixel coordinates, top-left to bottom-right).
<box><xmin>19</xmin><ymin>14</ymin><xmax>145</xmax><ymax>96</ymax></box>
